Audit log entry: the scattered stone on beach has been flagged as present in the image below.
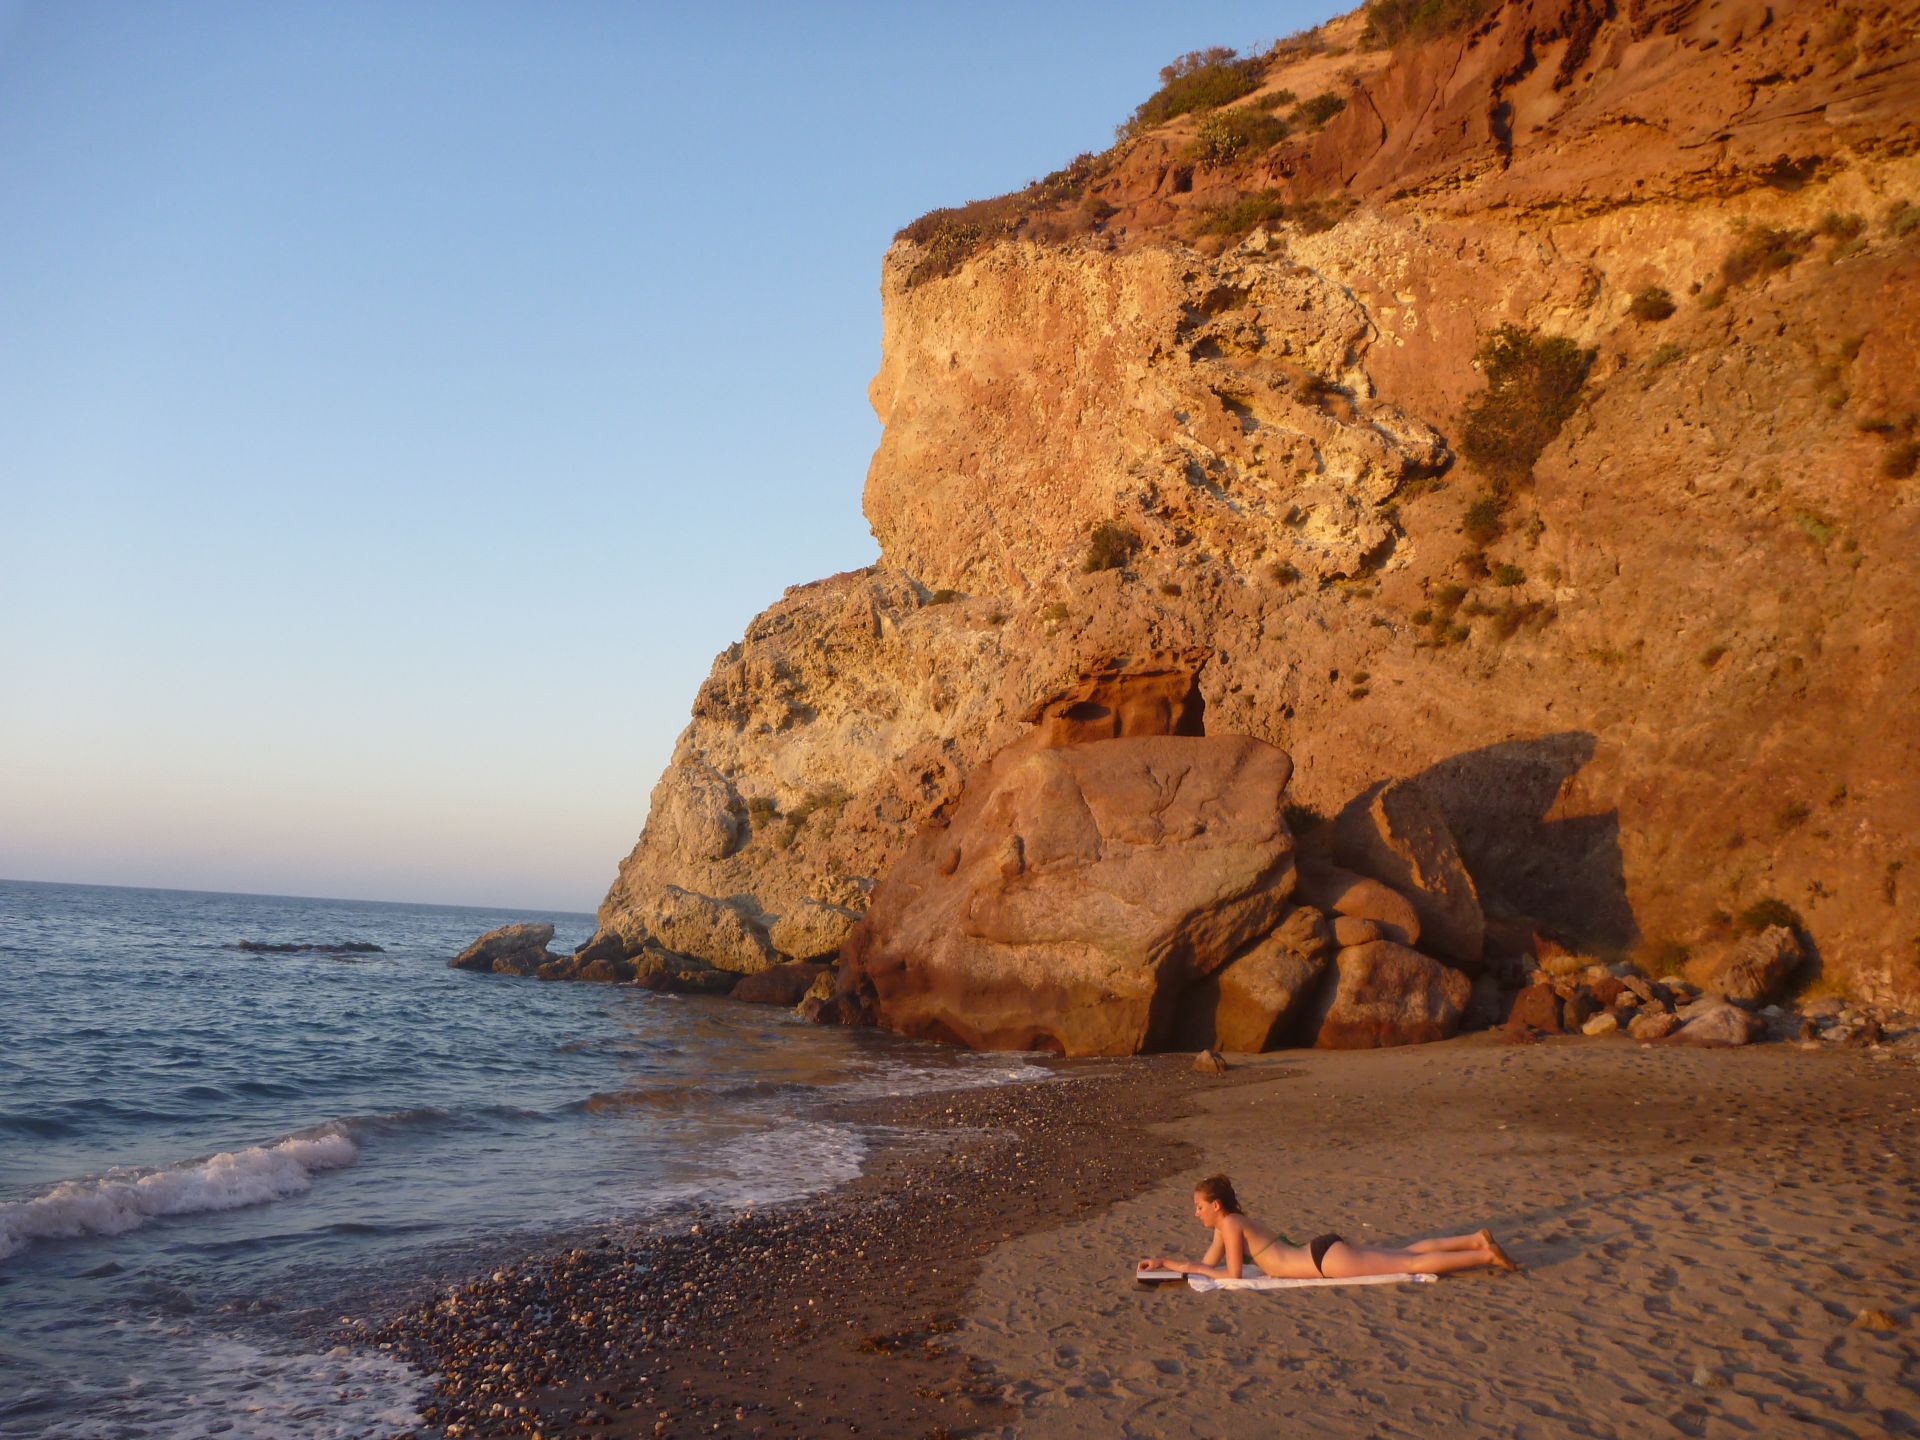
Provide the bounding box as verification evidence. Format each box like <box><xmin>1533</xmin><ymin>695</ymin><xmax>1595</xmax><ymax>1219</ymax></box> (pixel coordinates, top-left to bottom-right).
<box><xmin>449</xmin><ymin>923</ymin><xmax>564</xmax><ymax>976</ymax></box>
<box><xmin>1505</xmin><ymin>982</ymin><xmax>1564</xmax><ymax>1037</ymax></box>
<box><xmin>1582</xmin><ymin>1012</ymin><xmax>1620</xmax><ymax>1037</ymax></box>
<box><xmin>1329</xmin><ymin>778</ymin><xmax>1484</xmax><ymax>974</ymax></box>
<box><xmin>1708</xmin><ymin>925</ymin><xmax>1806</xmax><ymax>1006</ymax></box>
<box><xmin>1192</xmin><ymin>1048</ymin><xmax>1229</xmax><ymax>1073</ymax></box>
<box><xmin>730</xmin><ymin>960</ymin><xmax>827</xmax><ymax>1007</ymax></box>
<box><xmin>353</xmin><ymin>1060</ymin><xmax>1210</xmax><ymax>1440</ymax></box>
<box><xmin>1672</xmin><ymin>1004</ymin><xmax>1765</xmax><ymax>1047</ymax></box>
<box><xmin>1172</xmin><ymin>904</ymin><xmax>1333</xmax><ymax>1052</ymax></box>
<box><xmin>1851</xmin><ymin>1308</ymin><xmax>1901</xmax><ymax>1331</ymax></box>
<box><xmin>836</xmin><ymin>732</ymin><xmax>1298</xmax><ymax>1055</ymax></box>
<box><xmin>1630</xmin><ymin>1011</ymin><xmax>1683</xmax><ymax>1042</ymax></box>
<box><xmin>1308</xmin><ymin>940</ymin><xmax>1472</xmax><ymax>1049</ymax></box>
<box><xmin>1295</xmin><ymin>861</ymin><xmax>1420</xmax><ymax>950</ymax></box>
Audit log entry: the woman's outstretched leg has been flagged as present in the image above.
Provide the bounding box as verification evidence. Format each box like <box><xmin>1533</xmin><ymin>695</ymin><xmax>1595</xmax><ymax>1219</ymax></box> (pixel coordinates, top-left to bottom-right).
<box><xmin>1321</xmin><ymin>1237</ymin><xmax>1520</xmax><ymax>1278</ymax></box>
<box><xmin>1405</xmin><ymin>1232</ymin><xmax>1489</xmax><ymax>1254</ymax></box>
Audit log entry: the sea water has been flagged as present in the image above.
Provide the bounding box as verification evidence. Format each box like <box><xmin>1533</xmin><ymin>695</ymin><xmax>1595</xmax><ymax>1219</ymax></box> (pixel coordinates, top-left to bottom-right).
<box><xmin>0</xmin><ymin>879</ymin><xmax>1045</xmax><ymax>1438</ymax></box>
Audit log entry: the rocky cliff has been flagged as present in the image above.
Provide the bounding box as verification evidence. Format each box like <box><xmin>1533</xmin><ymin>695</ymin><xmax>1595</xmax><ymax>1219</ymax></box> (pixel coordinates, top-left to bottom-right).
<box><xmin>584</xmin><ymin>0</ymin><xmax>1920</xmax><ymax>1013</ymax></box>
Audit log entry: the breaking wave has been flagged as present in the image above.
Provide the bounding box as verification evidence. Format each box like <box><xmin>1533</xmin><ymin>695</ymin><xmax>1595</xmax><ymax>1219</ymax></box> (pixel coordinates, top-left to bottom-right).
<box><xmin>0</xmin><ymin>1127</ymin><xmax>360</xmax><ymax>1262</ymax></box>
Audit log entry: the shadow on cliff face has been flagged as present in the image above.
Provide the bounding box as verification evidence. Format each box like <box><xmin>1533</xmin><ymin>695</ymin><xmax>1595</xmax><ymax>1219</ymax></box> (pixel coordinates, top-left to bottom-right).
<box><xmin>1403</xmin><ymin>731</ymin><xmax>1637</xmax><ymax>953</ymax></box>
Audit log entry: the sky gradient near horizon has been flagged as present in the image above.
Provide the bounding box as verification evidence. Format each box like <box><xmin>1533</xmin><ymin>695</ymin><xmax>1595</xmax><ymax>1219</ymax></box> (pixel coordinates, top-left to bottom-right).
<box><xmin>0</xmin><ymin>0</ymin><xmax>1332</xmax><ymax>911</ymax></box>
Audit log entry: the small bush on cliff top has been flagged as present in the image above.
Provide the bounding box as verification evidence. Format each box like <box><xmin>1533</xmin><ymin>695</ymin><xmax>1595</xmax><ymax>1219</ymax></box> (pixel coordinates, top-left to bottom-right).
<box><xmin>1460</xmin><ymin>325</ymin><xmax>1596</xmax><ymax>486</ymax></box>
<box><xmin>1737</xmin><ymin>897</ymin><xmax>1803</xmax><ymax>935</ymax></box>
<box><xmin>1361</xmin><ymin>0</ymin><xmax>1489</xmax><ymax>48</ymax></box>
<box><xmin>895</xmin><ymin>151</ymin><xmax>1111</xmax><ymax>288</ymax></box>
<box><xmin>1120</xmin><ymin>48</ymin><xmax>1265</xmax><ymax>138</ymax></box>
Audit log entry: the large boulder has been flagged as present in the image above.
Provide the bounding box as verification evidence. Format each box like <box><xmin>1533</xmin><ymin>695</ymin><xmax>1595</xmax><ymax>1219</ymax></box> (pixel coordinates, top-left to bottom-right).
<box><xmin>1172</xmin><ymin>905</ymin><xmax>1335</xmax><ymax>1052</ymax></box>
<box><xmin>1331</xmin><ymin>779</ymin><xmax>1485</xmax><ymax>974</ymax></box>
<box><xmin>641</xmin><ymin>886</ymin><xmax>777</xmax><ymax>974</ymax></box>
<box><xmin>449</xmin><ymin>923</ymin><xmax>564</xmax><ymax>976</ymax></box>
<box><xmin>1308</xmin><ymin>940</ymin><xmax>1473</xmax><ymax>1049</ymax></box>
<box><xmin>1671</xmin><ymin>1003</ymin><xmax>1765</xmax><ymax>1047</ymax></box>
<box><xmin>836</xmin><ymin>734</ymin><xmax>1298</xmax><ymax>1056</ymax></box>
<box><xmin>1294</xmin><ymin>862</ymin><xmax>1421</xmax><ymax>949</ymax></box>
<box><xmin>1707</xmin><ymin>926</ymin><xmax>1805</xmax><ymax>1006</ymax></box>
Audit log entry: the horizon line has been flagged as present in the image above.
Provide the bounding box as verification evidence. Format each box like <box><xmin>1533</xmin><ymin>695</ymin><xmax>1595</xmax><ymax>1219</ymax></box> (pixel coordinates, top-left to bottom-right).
<box><xmin>0</xmin><ymin>873</ymin><xmax>599</xmax><ymax>919</ymax></box>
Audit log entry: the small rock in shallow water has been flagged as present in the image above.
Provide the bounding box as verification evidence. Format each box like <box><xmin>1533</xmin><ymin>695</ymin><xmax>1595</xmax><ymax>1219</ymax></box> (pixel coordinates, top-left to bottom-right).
<box><xmin>1192</xmin><ymin>1048</ymin><xmax>1229</xmax><ymax>1073</ymax></box>
<box><xmin>1852</xmin><ymin>1308</ymin><xmax>1900</xmax><ymax>1331</ymax></box>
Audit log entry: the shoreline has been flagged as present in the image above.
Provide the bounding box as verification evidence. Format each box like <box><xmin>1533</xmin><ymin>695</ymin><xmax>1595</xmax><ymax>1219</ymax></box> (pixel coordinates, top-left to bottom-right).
<box><xmin>352</xmin><ymin>1033</ymin><xmax>1920</xmax><ymax>1439</ymax></box>
<box><xmin>357</xmin><ymin>1055</ymin><xmax>1248</xmax><ymax>1439</ymax></box>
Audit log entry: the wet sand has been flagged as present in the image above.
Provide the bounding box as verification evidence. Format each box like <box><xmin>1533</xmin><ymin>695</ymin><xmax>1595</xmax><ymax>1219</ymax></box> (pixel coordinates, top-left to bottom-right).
<box><xmin>361</xmin><ymin>1057</ymin><xmax>1228</xmax><ymax>1439</ymax></box>
<box><xmin>963</xmin><ymin>1038</ymin><xmax>1920</xmax><ymax>1439</ymax></box>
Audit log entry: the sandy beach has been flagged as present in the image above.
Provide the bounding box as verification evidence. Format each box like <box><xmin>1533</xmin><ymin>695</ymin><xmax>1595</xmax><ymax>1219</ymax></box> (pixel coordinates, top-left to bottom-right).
<box><xmin>964</xmin><ymin>1038</ymin><xmax>1920</xmax><ymax>1440</ymax></box>
<box><xmin>360</xmin><ymin>1031</ymin><xmax>1919</xmax><ymax>1440</ymax></box>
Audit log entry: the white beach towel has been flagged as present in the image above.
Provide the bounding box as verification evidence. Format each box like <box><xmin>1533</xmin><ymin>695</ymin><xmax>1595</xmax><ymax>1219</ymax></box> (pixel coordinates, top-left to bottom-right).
<box><xmin>1185</xmin><ymin>1272</ymin><xmax>1437</xmax><ymax>1291</ymax></box>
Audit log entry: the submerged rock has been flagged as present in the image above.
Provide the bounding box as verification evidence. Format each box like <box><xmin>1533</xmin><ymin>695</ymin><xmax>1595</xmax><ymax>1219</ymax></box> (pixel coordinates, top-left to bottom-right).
<box><xmin>731</xmin><ymin>961</ymin><xmax>828</xmax><ymax>1007</ymax></box>
<box><xmin>449</xmin><ymin>923</ymin><xmax>563</xmax><ymax>976</ymax></box>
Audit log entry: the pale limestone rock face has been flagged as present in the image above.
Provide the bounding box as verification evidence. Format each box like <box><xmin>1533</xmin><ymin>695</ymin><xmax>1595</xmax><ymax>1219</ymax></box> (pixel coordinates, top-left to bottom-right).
<box><xmin>865</xmin><ymin>242</ymin><xmax>1447</xmax><ymax>593</ymax></box>
<box><xmin>767</xmin><ymin>899</ymin><xmax>859</xmax><ymax>964</ymax></box>
<box><xmin>639</xmin><ymin>887</ymin><xmax>776</xmax><ymax>975</ymax></box>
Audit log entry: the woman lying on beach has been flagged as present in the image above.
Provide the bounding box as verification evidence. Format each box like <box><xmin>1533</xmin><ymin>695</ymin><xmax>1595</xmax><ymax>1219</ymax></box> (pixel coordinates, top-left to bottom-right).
<box><xmin>1137</xmin><ymin>1174</ymin><xmax>1522</xmax><ymax>1280</ymax></box>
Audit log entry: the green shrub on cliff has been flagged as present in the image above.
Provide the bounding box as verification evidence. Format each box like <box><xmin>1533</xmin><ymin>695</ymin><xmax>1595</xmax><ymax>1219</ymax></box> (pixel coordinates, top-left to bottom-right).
<box><xmin>1736</xmin><ymin>897</ymin><xmax>1803</xmax><ymax>935</ymax></box>
<box><xmin>1295</xmin><ymin>92</ymin><xmax>1347</xmax><ymax>130</ymax></box>
<box><xmin>1628</xmin><ymin>286</ymin><xmax>1676</xmax><ymax>321</ymax></box>
<box><xmin>1460</xmin><ymin>325</ymin><xmax>1596</xmax><ymax>486</ymax></box>
<box><xmin>1084</xmin><ymin>521</ymin><xmax>1141</xmax><ymax>572</ymax></box>
<box><xmin>1200</xmin><ymin>190</ymin><xmax>1355</xmax><ymax>240</ymax></box>
<box><xmin>1190</xmin><ymin>108</ymin><xmax>1290</xmax><ymax>169</ymax></box>
<box><xmin>1361</xmin><ymin>0</ymin><xmax>1488</xmax><ymax>48</ymax></box>
<box><xmin>1119</xmin><ymin>48</ymin><xmax>1266</xmax><ymax>138</ymax></box>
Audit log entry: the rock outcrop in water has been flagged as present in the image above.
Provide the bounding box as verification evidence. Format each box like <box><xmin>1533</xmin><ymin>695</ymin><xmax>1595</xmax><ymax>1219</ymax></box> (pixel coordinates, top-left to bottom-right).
<box><xmin>510</xmin><ymin>0</ymin><xmax>1920</xmax><ymax>1036</ymax></box>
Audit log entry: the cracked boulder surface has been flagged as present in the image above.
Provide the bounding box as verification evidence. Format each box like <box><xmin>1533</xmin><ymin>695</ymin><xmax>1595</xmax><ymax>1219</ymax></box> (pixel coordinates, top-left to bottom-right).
<box><xmin>582</xmin><ymin>0</ymin><xmax>1920</xmax><ymax>1010</ymax></box>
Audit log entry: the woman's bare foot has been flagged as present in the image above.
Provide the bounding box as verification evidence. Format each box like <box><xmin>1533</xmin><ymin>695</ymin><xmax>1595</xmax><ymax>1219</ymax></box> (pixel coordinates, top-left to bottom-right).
<box><xmin>1478</xmin><ymin>1229</ymin><xmax>1523</xmax><ymax>1272</ymax></box>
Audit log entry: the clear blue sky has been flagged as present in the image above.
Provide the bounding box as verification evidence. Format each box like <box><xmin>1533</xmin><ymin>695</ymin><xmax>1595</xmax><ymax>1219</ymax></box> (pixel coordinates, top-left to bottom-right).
<box><xmin>0</xmin><ymin>0</ymin><xmax>1331</xmax><ymax>911</ymax></box>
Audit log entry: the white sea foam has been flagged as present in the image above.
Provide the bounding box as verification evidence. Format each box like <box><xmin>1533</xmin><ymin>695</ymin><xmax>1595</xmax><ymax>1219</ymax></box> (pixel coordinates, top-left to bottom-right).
<box><xmin>23</xmin><ymin>1331</ymin><xmax>426</xmax><ymax>1440</ymax></box>
<box><xmin>638</xmin><ymin>1121</ymin><xmax>868</xmax><ymax>1212</ymax></box>
<box><xmin>842</xmin><ymin>1058</ymin><xmax>1056</xmax><ymax>1099</ymax></box>
<box><xmin>0</xmin><ymin>1127</ymin><xmax>360</xmax><ymax>1262</ymax></box>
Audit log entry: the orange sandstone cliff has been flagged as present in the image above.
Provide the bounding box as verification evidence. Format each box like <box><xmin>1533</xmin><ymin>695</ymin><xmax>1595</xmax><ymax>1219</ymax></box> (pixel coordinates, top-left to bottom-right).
<box><xmin>583</xmin><ymin>0</ymin><xmax>1920</xmax><ymax>1013</ymax></box>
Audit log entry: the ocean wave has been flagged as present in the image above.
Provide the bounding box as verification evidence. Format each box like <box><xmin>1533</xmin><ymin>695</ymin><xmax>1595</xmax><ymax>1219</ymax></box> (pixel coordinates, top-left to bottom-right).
<box><xmin>0</xmin><ymin>1128</ymin><xmax>360</xmax><ymax>1262</ymax></box>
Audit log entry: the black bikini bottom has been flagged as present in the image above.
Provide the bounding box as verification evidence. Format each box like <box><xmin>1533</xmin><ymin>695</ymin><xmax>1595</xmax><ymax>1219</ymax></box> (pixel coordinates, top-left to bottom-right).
<box><xmin>1308</xmin><ymin>1232</ymin><xmax>1342</xmax><ymax>1276</ymax></box>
